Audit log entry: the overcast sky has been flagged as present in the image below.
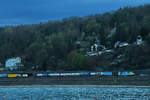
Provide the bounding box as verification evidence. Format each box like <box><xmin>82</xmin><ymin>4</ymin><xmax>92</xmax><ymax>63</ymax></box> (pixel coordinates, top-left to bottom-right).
<box><xmin>0</xmin><ymin>0</ymin><xmax>150</xmax><ymax>26</ymax></box>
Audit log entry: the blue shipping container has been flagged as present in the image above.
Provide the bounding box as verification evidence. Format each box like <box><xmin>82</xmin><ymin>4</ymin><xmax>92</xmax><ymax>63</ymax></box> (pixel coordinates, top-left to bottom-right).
<box><xmin>80</xmin><ymin>72</ymin><xmax>90</xmax><ymax>76</ymax></box>
<box><xmin>42</xmin><ymin>74</ymin><xmax>48</xmax><ymax>77</ymax></box>
<box><xmin>102</xmin><ymin>72</ymin><xmax>112</xmax><ymax>75</ymax></box>
<box><xmin>0</xmin><ymin>74</ymin><xmax>8</xmax><ymax>78</ymax></box>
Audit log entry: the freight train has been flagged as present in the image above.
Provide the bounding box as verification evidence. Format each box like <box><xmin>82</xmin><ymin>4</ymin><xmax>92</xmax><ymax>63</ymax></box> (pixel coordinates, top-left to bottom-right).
<box><xmin>0</xmin><ymin>71</ymin><xmax>147</xmax><ymax>78</ymax></box>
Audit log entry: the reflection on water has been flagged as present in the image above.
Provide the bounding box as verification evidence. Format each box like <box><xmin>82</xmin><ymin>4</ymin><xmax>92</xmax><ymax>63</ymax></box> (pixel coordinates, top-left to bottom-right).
<box><xmin>0</xmin><ymin>86</ymin><xmax>150</xmax><ymax>100</ymax></box>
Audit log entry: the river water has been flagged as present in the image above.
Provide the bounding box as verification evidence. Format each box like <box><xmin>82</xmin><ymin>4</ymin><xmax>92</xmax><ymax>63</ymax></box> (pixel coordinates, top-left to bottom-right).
<box><xmin>0</xmin><ymin>86</ymin><xmax>150</xmax><ymax>100</ymax></box>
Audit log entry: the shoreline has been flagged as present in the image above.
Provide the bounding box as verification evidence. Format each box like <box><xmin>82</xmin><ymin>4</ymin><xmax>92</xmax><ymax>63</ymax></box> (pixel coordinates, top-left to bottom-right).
<box><xmin>1</xmin><ymin>85</ymin><xmax>150</xmax><ymax>88</ymax></box>
<box><xmin>0</xmin><ymin>76</ymin><xmax>150</xmax><ymax>87</ymax></box>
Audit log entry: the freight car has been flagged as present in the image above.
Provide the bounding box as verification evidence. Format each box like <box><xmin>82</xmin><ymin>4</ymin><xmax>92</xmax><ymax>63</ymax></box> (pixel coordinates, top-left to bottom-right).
<box><xmin>0</xmin><ymin>73</ymin><xmax>29</xmax><ymax>78</ymax></box>
<box><xmin>35</xmin><ymin>72</ymin><xmax>97</xmax><ymax>77</ymax></box>
<box><xmin>0</xmin><ymin>74</ymin><xmax>8</xmax><ymax>78</ymax></box>
<box><xmin>118</xmin><ymin>72</ymin><xmax>135</xmax><ymax>76</ymax></box>
<box><xmin>0</xmin><ymin>71</ymin><xmax>146</xmax><ymax>79</ymax></box>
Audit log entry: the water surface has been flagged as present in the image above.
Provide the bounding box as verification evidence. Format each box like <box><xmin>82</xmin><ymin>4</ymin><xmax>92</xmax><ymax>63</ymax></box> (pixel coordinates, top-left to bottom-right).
<box><xmin>0</xmin><ymin>86</ymin><xmax>150</xmax><ymax>100</ymax></box>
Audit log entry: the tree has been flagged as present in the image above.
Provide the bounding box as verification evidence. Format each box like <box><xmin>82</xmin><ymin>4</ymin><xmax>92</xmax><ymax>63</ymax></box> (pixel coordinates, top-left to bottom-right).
<box><xmin>67</xmin><ymin>51</ymin><xmax>86</xmax><ymax>70</ymax></box>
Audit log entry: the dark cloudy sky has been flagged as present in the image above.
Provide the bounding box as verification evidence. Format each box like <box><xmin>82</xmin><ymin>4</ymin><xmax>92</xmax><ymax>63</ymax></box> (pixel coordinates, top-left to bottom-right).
<box><xmin>0</xmin><ymin>0</ymin><xmax>150</xmax><ymax>26</ymax></box>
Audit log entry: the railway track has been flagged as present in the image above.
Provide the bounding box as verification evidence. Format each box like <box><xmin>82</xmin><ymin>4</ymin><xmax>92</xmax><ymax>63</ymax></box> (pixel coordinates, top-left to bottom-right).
<box><xmin>0</xmin><ymin>76</ymin><xmax>150</xmax><ymax>85</ymax></box>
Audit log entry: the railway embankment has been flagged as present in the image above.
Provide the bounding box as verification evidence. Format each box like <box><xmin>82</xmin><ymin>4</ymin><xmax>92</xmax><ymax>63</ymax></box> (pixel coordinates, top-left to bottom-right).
<box><xmin>0</xmin><ymin>76</ymin><xmax>150</xmax><ymax>86</ymax></box>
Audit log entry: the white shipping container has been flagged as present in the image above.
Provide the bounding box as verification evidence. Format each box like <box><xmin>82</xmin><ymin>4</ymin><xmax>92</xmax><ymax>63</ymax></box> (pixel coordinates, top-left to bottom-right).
<box><xmin>16</xmin><ymin>74</ymin><xmax>21</xmax><ymax>77</ymax></box>
<box><xmin>60</xmin><ymin>73</ymin><xmax>66</xmax><ymax>76</ymax></box>
<box><xmin>22</xmin><ymin>74</ymin><xmax>28</xmax><ymax>77</ymax></box>
<box><xmin>60</xmin><ymin>73</ymin><xmax>75</xmax><ymax>76</ymax></box>
<box><xmin>71</xmin><ymin>73</ymin><xmax>80</xmax><ymax>76</ymax></box>
<box><xmin>62</xmin><ymin>73</ymin><xmax>72</xmax><ymax>76</ymax></box>
<box><xmin>36</xmin><ymin>74</ymin><xmax>43</xmax><ymax>77</ymax></box>
<box><xmin>90</xmin><ymin>72</ymin><xmax>99</xmax><ymax>75</ymax></box>
<box><xmin>48</xmin><ymin>73</ymin><xmax>60</xmax><ymax>76</ymax></box>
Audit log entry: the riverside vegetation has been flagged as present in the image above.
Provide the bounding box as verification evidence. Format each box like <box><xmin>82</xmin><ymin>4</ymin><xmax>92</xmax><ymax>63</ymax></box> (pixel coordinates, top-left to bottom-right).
<box><xmin>0</xmin><ymin>5</ymin><xmax>150</xmax><ymax>71</ymax></box>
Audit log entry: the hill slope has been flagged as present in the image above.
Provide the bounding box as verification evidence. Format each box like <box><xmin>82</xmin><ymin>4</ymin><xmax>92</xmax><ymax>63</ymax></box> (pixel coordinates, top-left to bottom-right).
<box><xmin>0</xmin><ymin>4</ymin><xmax>150</xmax><ymax>71</ymax></box>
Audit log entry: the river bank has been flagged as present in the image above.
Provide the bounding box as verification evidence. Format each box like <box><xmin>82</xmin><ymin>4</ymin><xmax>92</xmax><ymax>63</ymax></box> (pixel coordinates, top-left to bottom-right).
<box><xmin>1</xmin><ymin>85</ymin><xmax>150</xmax><ymax>88</ymax></box>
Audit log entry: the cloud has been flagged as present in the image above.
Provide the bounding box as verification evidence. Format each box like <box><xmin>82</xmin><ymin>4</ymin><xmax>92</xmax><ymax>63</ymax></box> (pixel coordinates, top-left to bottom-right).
<box><xmin>0</xmin><ymin>0</ymin><xmax>150</xmax><ymax>26</ymax></box>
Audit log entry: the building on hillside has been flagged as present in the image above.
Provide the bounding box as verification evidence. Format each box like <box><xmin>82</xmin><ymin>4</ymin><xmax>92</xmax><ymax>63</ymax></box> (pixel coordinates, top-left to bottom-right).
<box><xmin>86</xmin><ymin>39</ymin><xmax>107</xmax><ymax>56</ymax></box>
<box><xmin>5</xmin><ymin>57</ymin><xmax>24</xmax><ymax>71</ymax></box>
<box><xmin>75</xmin><ymin>40</ymin><xmax>81</xmax><ymax>49</ymax></box>
<box><xmin>137</xmin><ymin>35</ymin><xmax>142</xmax><ymax>45</ymax></box>
<box><xmin>91</xmin><ymin>40</ymin><xmax>106</xmax><ymax>52</ymax></box>
<box><xmin>114</xmin><ymin>41</ymin><xmax>129</xmax><ymax>48</ymax></box>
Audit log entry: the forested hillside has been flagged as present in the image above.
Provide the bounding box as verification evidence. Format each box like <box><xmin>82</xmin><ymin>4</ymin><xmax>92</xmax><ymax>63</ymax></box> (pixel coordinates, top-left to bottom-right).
<box><xmin>0</xmin><ymin>4</ymin><xmax>150</xmax><ymax>71</ymax></box>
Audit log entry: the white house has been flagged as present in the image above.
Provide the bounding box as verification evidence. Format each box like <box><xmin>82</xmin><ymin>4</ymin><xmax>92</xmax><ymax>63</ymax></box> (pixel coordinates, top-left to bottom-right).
<box><xmin>90</xmin><ymin>39</ymin><xmax>106</xmax><ymax>52</ymax></box>
<box><xmin>114</xmin><ymin>41</ymin><xmax>129</xmax><ymax>48</ymax></box>
<box><xmin>5</xmin><ymin>57</ymin><xmax>23</xmax><ymax>70</ymax></box>
<box><xmin>137</xmin><ymin>35</ymin><xmax>142</xmax><ymax>45</ymax></box>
